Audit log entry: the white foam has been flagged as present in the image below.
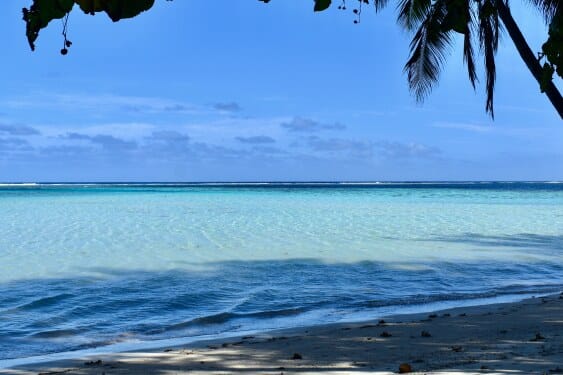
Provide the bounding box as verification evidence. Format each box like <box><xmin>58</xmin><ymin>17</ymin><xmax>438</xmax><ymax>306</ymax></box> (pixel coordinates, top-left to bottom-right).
<box><xmin>0</xmin><ymin>183</ymin><xmax>38</xmax><ymax>187</ymax></box>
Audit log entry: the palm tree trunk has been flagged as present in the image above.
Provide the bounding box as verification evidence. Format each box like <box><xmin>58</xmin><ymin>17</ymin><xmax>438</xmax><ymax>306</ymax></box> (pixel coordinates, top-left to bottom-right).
<box><xmin>495</xmin><ymin>0</ymin><xmax>563</xmax><ymax>119</ymax></box>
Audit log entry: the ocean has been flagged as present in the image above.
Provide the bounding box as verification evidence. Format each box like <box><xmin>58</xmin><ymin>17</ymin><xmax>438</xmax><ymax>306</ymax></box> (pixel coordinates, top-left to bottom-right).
<box><xmin>0</xmin><ymin>182</ymin><xmax>562</xmax><ymax>364</ymax></box>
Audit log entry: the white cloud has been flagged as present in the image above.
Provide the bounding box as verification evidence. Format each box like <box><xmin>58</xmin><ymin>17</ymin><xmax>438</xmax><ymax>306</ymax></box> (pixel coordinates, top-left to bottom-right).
<box><xmin>2</xmin><ymin>92</ymin><xmax>203</xmax><ymax>115</ymax></box>
<box><xmin>432</xmin><ymin>122</ymin><xmax>493</xmax><ymax>133</ymax></box>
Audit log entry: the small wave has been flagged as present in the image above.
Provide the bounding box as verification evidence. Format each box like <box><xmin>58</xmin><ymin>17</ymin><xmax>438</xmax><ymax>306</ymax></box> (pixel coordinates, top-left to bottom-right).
<box><xmin>30</xmin><ymin>329</ymin><xmax>82</xmax><ymax>339</ymax></box>
<box><xmin>15</xmin><ymin>294</ymin><xmax>74</xmax><ymax>312</ymax></box>
<box><xmin>362</xmin><ymin>285</ymin><xmax>563</xmax><ymax>309</ymax></box>
<box><xmin>160</xmin><ymin>307</ymin><xmax>308</xmax><ymax>334</ymax></box>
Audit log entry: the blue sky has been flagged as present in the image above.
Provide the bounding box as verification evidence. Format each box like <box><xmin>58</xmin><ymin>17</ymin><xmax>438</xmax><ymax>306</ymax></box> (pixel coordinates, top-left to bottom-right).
<box><xmin>0</xmin><ymin>1</ymin><xmax>561</xmax><ymax>181</ymax></box>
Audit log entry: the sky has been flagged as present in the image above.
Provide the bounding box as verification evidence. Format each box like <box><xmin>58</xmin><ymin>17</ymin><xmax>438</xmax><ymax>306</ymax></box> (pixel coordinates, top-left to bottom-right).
<box><xmin>0</xmin><ymin>1</ymin><xmax>562</xmax><ymax>182</ymax></box>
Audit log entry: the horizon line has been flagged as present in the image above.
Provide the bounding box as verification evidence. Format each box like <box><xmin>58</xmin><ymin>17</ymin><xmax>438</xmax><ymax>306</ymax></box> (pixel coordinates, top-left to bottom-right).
<box><xmin>0</xmin><ymin>180</ymin><xmax>561</xmax><ymax>185</ymax></box>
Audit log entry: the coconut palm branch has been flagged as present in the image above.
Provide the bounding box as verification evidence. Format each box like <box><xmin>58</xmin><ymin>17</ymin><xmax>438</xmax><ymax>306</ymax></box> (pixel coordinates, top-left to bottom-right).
<box><xmin>403</xmin><ymin>0</ymin><xmax>455</xmax><ymax>103</ymax></box>
<box><xmin>372</xmin><ymin>0</ymin><xmax>562</xmax><ymax>118</ymax></box>
<box><xmin>495</xmin><ymin>0</ymin><xmax>563</xmax><ymax>117</ymax></box>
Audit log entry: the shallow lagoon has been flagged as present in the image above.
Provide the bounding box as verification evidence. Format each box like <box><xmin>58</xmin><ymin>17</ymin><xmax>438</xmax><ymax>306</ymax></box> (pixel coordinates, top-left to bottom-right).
<box><xmin>1</xmin><ymin>182</ymin><xmax>562</xmax><ymax>360</ymax></box>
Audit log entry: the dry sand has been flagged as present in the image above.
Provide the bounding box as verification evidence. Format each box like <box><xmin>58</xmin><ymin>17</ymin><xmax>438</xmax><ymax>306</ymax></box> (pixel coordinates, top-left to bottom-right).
<box><xmin>2</xmin><ymin>293</ymin><xmax>562</xmax><ymax>375</ymax></box>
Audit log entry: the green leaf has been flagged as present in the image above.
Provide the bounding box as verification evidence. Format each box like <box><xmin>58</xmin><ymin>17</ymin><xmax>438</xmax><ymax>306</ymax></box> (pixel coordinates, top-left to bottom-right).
<box><xmin>539</xmin><ymin>63</ymin><xmax>555</xmax><ymax>93</ymax></box>
<box><xmin>23</xmin><ymin>0</ymin><xmax>75</xmax><ymax>50</ymax></box>
<box><xmin>542</xmin><ymin>9</ymin><xmax>563</xmax><ymax>79</ymax></box>
<box><xmin>24</xmin><ymin>0</ymin><xmax>156</xmax><ymax>51</ymax></box>
<box><xmin>76</xmin><ymin>0</ymin><xmax>155</xmax><ymax>22</ymax></box>
<box><xmin>314</xmin><ymin>0</ymin><xmax>331</xmax><ymax>12</ymax></box>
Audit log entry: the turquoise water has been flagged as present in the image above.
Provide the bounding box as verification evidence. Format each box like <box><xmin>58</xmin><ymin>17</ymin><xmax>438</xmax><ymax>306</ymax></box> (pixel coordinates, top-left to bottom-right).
<box><xmin>0</xmin><ymin>182</ymin><xmax>562</xmax><ymax>361</ymax></box>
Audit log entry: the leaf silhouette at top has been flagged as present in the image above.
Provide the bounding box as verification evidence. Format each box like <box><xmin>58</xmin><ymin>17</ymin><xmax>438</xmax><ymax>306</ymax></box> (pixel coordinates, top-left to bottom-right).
<box><xmin>23</xmin><ymin>0</ymin><xmax>74</xmax><ymax>50</ymax></box>
<box><xmin>75</xmin><ymin>0</ymin><xmax>155</xmax><ymax>22</ymax></box>
<box><xmin>314</xmin><ymin>0</ymin><xmax>332</xmax><ymax>12</ymax></box>
<box><xmin>23</xmin><ymin>0</ymin><xmax>155</xmax><ymax>51</ymax></box>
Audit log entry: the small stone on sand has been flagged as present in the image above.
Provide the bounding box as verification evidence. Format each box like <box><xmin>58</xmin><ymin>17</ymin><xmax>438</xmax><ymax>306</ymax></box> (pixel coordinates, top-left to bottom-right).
<box><xmin>421</xmin><ymin>331</ymin><xmax>432</xmax><ymax>337</ymax></box>
<box><xmin>398</xmin><ymin>363</ymin><xmax>412</xmax><ymax>373</ymax></box>
<box><xmin>291</xmin><ymin>352</ymin><xmax>303</xmax><ymax>360</ymax></box>
<box><xmin>84</xmin><ymin>360</ymin><xmax>102</xmax><ymax>366</ymax></box>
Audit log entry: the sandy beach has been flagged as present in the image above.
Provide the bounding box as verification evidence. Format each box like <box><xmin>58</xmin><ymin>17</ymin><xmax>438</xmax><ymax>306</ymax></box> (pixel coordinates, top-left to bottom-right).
<box><xmin>3</xmin><ymin>293</ymin><xmax>562</xmax><ymax>375</ymax></box>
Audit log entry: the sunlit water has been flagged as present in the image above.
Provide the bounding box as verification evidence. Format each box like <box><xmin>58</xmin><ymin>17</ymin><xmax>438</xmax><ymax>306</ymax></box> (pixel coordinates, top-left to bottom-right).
<box><xmin>1</xmin><ymin>182</ymin><xmax>562</xmax><ymax>362</ymax></box>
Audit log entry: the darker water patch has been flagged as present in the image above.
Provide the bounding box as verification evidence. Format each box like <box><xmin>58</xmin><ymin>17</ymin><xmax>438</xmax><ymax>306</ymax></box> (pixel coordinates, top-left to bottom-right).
<box><xmin>1</xmin><ymin>259</ymin><xmax>562</xmax><ymax>361</ymax></box>
<box><xmin>14</xmin><ymin>293</ymin><xmax>75</xmax><ymax>312</ymax></box>
<box><xmin>30</xmin><ymin>329</ymin><xmax>83</xmax><ymax>339</ymax></box>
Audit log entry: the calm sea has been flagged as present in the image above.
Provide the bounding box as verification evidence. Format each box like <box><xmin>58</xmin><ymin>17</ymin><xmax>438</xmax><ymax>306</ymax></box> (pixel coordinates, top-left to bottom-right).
<box><xmin>1</xmin><ymin>182</ymin><xmax>562</xmax><ymax>363</ymax></box>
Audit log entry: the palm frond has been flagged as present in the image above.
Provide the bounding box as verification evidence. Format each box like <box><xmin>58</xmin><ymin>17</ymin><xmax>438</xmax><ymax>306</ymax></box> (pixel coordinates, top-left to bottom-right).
<box><xmin>479</xmin><ymin>0</ymin><xmax>500</xmax><ymax>117</ymax></box>
<box><xmin>404</xmin><ymin>0</ymin><xmax>454</xmax><ymax>102</ymax></box>
<box><xmin>372</xmin><ymin>0</ymin><xmax>392</xmax><ymax>12</ymax></box>
<box><xmin>526</xmin><ymin>0</ymin><xmax>560</xmax><ymax>22</ymax></box>
<box><xmin>397</xmin><ymin>0</ymin><xmax>432</xmax><ymax>29</ymax></box>
<box><xmin>464</xmin><ymin>5</ymin><xmax>478</xmax><ymax>89</ymax></box>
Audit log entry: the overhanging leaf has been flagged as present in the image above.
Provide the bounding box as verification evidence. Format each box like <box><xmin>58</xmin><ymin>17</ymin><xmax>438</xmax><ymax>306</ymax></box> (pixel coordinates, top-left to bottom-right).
<box><xmin>314</xmin><ymin>0</ymin><xmax>331</xmax><ymax>12</ymax></box>
<box><xmin>76</xmin><ymin>0</ymin><xmax>155</xmax><ymax>22</ymax></box>
<box><xmin>23</xmin><ymin>0</ymin><xmax>75</xmax><ymax>50</ymax></box>
<box><xmin>24</xmin><ymin>0</ymin><xmax>156</xmax><ymax>51</ymax></box>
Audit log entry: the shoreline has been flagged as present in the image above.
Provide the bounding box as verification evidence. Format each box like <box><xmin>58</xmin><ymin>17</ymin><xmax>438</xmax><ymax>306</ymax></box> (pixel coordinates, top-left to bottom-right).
<box><xmin>0</xmin><ymin>291</ymin><xmax>554</xmax><ymax>369</ymax></box>
<box><xmin>3</xmin><ymin>292</ymin><xmax>562</xmax><ymax>374</ymax></box>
